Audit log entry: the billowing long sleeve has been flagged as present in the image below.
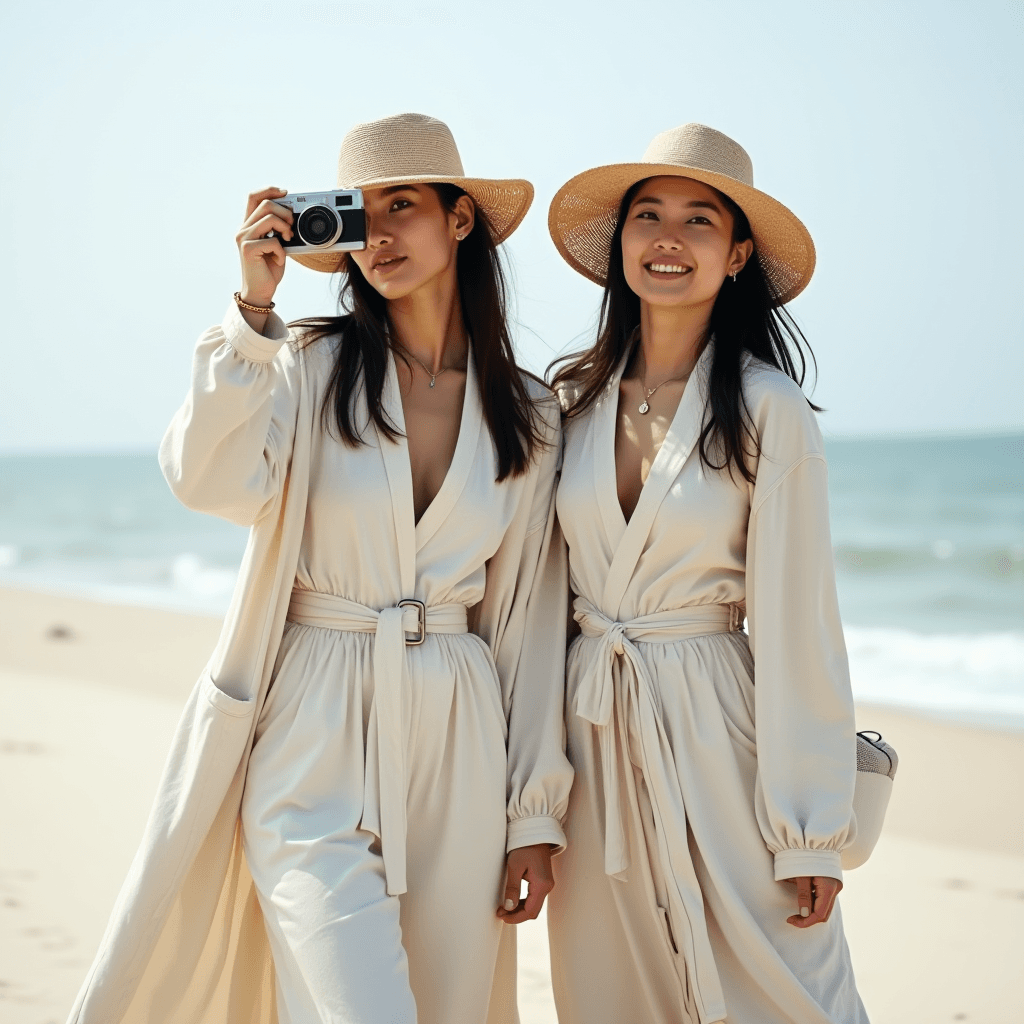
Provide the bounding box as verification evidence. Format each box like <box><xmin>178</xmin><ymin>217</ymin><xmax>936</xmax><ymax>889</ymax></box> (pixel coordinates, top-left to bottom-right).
<box><xmin>159</xmin><ymin>303</ymin><xmax>300</xmax><ymax>526</ymax></box>
<box><xmin>745</xmin><ymin>376</ymin><xmax>857</xmax><ymax>883</ymax></box>
<box><xmin>477</xmin><ymin>392</ymin><xmax>574</xmax><ymax>853</ymax></box>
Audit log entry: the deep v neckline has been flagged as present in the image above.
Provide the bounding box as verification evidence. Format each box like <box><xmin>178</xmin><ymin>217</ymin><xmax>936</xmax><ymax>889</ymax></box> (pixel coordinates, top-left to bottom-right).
<box><xmin>375</xmin><ymin>348</ymin><xmax>483</xmax><ymax>596</ymax></box>
<box><xmin>601</xmin><ymin>353</ymin><xmax>698</xmax><ymax>529</ymax></box>
<box><xmin>395</xmin><ymin>347</ymin><xmax>477</xmax><ymax>513</ymax></box>
<box><xmin>594</xmin><ymin>344</ymin><xmax>712</xmax><ymax>618</ymax></box>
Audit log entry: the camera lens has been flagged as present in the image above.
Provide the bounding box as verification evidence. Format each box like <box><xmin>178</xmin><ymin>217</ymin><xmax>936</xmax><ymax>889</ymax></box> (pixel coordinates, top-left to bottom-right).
<box><xmin>296</xmin><ymin>205</ymin><xmax>341</xmax><ymax>247</ymax></box>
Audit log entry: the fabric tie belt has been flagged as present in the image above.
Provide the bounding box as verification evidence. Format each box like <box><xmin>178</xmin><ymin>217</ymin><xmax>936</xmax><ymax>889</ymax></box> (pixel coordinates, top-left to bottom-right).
<box><xmin>287</xmin><ymin>588</ymin><xmax>468</xmax><ymax>896</ymax></box>
<box><xmin>573</xmin><ymin>596</ymin><xmax>740</xmax><ymax>1024</ymax></box>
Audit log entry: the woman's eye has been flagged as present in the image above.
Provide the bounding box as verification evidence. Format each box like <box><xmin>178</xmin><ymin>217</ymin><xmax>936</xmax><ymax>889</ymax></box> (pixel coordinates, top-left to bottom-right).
<box><xmin>635</xmin><ymin>210</ymin><xmax>658</xmax><ymax>220</ymax></box>
<box><xmin>688</xmin><ymin>216</ymin><xmax>711</xmax><ymax>225</ymax></box>
<box><xmin>390</xmin><ymin>199</ymin><xmax>412</xmax><ymax>212</ymax></box>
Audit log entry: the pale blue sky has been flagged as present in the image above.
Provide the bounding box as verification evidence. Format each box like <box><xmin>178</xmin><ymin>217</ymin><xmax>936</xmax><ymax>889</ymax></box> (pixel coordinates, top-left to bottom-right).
<box><xmin>1</xmin><ymin>0</ymin><xmax>1021</xmax><ymax>452</ymax></box>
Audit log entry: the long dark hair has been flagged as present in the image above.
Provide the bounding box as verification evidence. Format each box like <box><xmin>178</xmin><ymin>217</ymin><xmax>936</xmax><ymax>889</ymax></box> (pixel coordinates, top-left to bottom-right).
<box><xmin>549</xmin><ymin>180</ymin><xmax>819</xmax><ymax>484</ymax></box>
<box><xmin>292</xmin><ymin>184</ymin><xmax>543</xmax><ymax>481</ymax></box>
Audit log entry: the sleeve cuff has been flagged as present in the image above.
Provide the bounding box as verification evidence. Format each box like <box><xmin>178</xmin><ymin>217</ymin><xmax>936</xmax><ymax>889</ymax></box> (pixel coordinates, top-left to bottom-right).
<box><xmin>222</xmin><ymin>301</ymin><xmax>290</xmax><ymax>363</ymax></box>
<box><xmin>773</xmin><ymin>848</ymin><xmax>843</xmax><ymax>883</ymax></box>
<box><xmin>506</xmin><ymin>814</ymin><xmax>566</xmax><ymax>855</ymax></box>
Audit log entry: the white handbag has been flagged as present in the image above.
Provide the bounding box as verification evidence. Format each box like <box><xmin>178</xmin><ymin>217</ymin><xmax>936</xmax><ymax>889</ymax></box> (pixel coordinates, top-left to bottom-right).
<box><xmin>841</xmin><ymin>730</ymin><xmax>898</xmax><ymax>870</ymax></box>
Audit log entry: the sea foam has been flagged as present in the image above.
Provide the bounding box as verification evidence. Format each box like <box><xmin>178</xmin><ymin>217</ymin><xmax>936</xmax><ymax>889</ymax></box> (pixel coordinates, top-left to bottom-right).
<box><xmin>845</xmin><ymin>625</ymin><xmax>1024</xmax><ymax>728</ymax></box>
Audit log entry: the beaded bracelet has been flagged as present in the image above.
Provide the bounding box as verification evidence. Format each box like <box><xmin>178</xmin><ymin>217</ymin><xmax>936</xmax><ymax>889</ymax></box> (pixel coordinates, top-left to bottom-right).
<box><xmin>234</xmin><ymin>291</ymin><xmax>275</xmax><ymax>314</ymax></box>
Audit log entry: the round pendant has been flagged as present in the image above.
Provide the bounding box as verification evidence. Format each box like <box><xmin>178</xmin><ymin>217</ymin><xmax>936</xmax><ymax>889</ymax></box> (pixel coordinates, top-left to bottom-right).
<box><xmin>638</xmin><ymin>400</ymin><xmax>650</xmax><ymax>414</ymax></box>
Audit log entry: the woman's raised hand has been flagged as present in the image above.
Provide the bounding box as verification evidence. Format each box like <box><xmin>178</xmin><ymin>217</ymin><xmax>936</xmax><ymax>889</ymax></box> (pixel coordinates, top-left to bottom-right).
<box><xmin>236</xmin><ymin>187</ymin><xmax>294</xmax><ymax>322</ymax></box>
<box><xmin>785</xmin><ymin>875</ymin><xmax>843</xmax><ymax>928</ymax></box>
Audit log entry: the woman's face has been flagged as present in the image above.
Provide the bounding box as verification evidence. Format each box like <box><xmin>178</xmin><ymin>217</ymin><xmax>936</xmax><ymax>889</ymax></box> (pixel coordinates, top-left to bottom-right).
<box><xmin>348</xmin><ymin>184</ymin><xmax>474</xmax><ymax>301</ymax></box>
<box><xmin>619</xmin><ymin>175</ymin><xmax>752</xmax><ymax>310</ymax></box>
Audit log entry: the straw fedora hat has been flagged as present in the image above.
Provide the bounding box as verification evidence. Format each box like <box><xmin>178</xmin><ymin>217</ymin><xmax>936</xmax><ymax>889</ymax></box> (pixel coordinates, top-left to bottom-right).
<box><xmin>293</xmin><ymin>112</ymin><xmax>534</xmax><ymax>273</ymax></box>
<box><xmin>548</xmin><ymin>123</ymin><xmax>815</xmax><ymax>303</ymax></box>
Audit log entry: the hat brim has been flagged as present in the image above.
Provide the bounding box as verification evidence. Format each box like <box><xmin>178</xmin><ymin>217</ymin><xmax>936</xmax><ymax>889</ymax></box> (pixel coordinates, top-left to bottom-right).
<box><xmin>291</xmin><ymin>176</ymin><xmax>534</xmax><ymax>273</ymax></box>
<box><xmin>548</xmin><ymin>163</ymin><xmax>815</xmax><ymax>304</ymax></box>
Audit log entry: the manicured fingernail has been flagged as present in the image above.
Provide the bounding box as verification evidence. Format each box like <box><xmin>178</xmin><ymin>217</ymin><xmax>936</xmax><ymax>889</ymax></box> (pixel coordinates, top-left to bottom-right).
<box><xmin>504</xmin><ymin>899</ymin><xmax>516</xmax><ymax>911</ymax></box>
<box><xmin>800</xmin><ymin>907</ymin><xmax>809</xmax><ymax>918</ymax></box>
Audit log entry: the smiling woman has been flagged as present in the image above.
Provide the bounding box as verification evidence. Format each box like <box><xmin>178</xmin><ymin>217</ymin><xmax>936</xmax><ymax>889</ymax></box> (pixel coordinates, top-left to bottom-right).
<box><xmin>546</xmin><ymin>124</ymin><xmax>869</xmax><ymax>1024</ymax></box>
<box><xmin>552</xmin><ymin>161</ymin><xmax>817</xmax><ymax>487</ymax></box>
<box><xmin>66</xmin><ymin>113</ymin><xmax>573</xmax><ymax>1024</ymax></box>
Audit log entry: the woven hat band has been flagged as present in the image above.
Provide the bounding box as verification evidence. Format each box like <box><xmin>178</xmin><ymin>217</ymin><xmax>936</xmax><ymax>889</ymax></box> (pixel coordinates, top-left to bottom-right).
<box><xmin>337</xmin><ymin>113</ymin><xmax>466</xmax><ymax>188</ymax></box>
<box><xmin>641</xmin><ymin>123</ymin><xmax>754</xmax><ymax>186</ymax></box>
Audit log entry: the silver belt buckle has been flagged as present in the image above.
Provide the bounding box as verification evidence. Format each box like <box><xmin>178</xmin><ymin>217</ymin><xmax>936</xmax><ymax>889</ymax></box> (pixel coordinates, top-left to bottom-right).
<box><xmin>398</xmin><ymin>599</ymin><xmax>426</xmax><ymax>646</ymax></box>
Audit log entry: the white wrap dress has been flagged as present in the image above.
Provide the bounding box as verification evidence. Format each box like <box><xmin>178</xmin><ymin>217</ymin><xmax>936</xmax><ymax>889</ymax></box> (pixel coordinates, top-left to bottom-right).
<box><xmin>67</xmin><ymin>303</ymin><xmax>573</xmax><ymax>1024</ymax></box>
<box><xmin>547</xmin><ymin>343</ymin><xmax>867</xmax><ymax>1024</ymax></box>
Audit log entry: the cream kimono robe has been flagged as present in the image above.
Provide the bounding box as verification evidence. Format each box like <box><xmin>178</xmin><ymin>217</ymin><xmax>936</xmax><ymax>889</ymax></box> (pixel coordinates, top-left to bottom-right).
<box><xmin>547</xmin><ymin>344</ymin><xmax>866</xmax><ymax>1024</ymax></box>
<box><xmin>67</xmin><ymin>304</ymin><xmax>572</xmax><ymax>1024</ymax></box>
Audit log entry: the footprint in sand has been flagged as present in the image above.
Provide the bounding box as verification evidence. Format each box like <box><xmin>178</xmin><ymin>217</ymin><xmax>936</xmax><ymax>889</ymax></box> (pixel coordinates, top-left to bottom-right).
<box><xmin>0</xmin><ymin>976</ymin><xmax>45</xmax><ymax>1004</ymax></box>
<box><xmin>0</xmin><ymin>739</ymin><xmax>46</xmax><ymax>754</ymax></box>
<box><xmin>994</xmin><ymin>888</ymin><xmax>1024</xmax><ymax>901</ymax></box>
<box><xmin>0</xmin><ymin>867</ymin><xmax>34</xmax><ymax>908</ymax></box>
<box><xmin>941</xmin><ymin>878</ymin><xmax>1024</xmax><ymax>901</ymax></box>
<box><xmin>21</xmin><ymin>924</ymin><xmax>76</xmax><ymax>951</ymax></box>
<box><xmin>941</xmin><ymin>878</ymin><xmax>973</xmax><ymax>891</ymax></box>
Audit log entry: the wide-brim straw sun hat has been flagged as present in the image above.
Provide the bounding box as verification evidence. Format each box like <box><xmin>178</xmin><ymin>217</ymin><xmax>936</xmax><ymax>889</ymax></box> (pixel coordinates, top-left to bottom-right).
<box><xmin>548</xmin><ymin>123</ymin><xmax>815</xmax><ymax>303</ymax></box>
<box><xmin>293</xmin><ymin>112</ymin><xmax>534</xmax><ymax>273</ymax></box>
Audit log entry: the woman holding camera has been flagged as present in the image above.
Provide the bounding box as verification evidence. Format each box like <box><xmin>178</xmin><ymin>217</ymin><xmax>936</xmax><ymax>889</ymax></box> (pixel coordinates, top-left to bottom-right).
<box><xmin>68</xmin><ymin>113</ymin><xmax>571</xmax><ymax>1024</ymax></box>
<box><xmin>545</xmin><ymin>124</ymin><xmax>867</xmax><ymax>1023</ymax></box>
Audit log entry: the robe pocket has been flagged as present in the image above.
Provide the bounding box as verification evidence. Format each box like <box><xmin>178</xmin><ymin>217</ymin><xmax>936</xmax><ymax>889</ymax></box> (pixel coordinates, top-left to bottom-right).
<box><xmin>709</xmin><ymin>634</ymin><xmax>757</xmax><ymax>756</ymax></box>
<box><xmin>201</xmin><ymin>673</ymin><xmax>257</xmax><ymax>718</ymax></box>
<box><xmin>658</xmin><ymin>905</ymin><xmax>679</xmax><ymax>955</ymax></box>
<box><xmin>718</xmin><ymin>697</ymin><xmax>757</xmax><ymax>757</ymax></box>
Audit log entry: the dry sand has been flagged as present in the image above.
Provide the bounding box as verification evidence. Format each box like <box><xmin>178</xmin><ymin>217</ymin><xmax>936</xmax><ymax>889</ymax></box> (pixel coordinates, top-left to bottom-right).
<box><xmin>1</xmin><ymin>587</ymin><xmax>1022</xmax><ymax>1024</ymax></box>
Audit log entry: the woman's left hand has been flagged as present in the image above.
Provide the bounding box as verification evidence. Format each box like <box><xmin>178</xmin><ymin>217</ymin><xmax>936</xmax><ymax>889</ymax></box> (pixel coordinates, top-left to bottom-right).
<box><xmin>785</xmin><ymin>875</ymin><xmax>843</xmax><ymax>928</ymax></box>
<box><xmin>497</xmin><ymin>844</ymin><xmax>554</xmax><ymax>923</ymax></box>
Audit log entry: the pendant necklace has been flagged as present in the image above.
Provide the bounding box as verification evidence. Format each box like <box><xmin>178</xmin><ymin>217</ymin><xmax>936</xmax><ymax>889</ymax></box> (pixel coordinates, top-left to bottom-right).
<box><xmin>403</xmin><ymin>348</ymin><xmax>452</xmax><ymax>389</ymax></box>
<box><xmin>638</xmin><ymin>371</ymin><xmax>689</xmax><ymax>414</ymax></box>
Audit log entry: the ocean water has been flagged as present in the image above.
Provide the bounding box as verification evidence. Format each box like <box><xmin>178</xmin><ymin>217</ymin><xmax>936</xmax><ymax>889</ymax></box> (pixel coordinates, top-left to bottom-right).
<box><xmin>1</xmin><ymin>434</ymin><xmax>1021</xmax><ymax>727</ymax></box>
<box><xmin>826</xmin><ymin>433</ymin><xmax>1024</xmax><ymax>726</ymax></box>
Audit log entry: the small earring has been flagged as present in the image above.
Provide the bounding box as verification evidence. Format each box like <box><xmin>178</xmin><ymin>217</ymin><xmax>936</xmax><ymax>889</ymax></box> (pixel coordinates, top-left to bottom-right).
<box><xmin>731</xmin><ymin>272</ymin><xmax>738</xmax><ymax>283</ymax></box>
<box><xmin>456</xmin><ymin>233</ymin><xmax>465</xmax><ymax>241</ymax></box>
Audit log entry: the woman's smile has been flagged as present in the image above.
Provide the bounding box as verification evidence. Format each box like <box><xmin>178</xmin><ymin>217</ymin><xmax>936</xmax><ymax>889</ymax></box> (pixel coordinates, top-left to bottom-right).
<box><xmin>644</xmin><ymin>260</ymin><xmax>692</xmax><ymax>278</ymax></box>
<box><xmin>621</xmin><ymin>176</ymin><xmax>747</xmax><ymax>310</ymax></box>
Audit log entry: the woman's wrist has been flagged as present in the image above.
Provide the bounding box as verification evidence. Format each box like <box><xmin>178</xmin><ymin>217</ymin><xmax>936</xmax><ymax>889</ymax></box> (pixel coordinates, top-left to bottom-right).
<box><xmin>234</xmin><ymin>291</ymin><xmax>275</xmax><ymax>336</ymax></box>
<box><xmin>236</xmin><ymin>290</ymin><xmax>275</xmax><ymax>313</ymax></box>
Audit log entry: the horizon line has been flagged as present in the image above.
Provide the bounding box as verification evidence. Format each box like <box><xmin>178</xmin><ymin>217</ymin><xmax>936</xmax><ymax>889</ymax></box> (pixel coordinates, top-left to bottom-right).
<box><xmin>1</xmin><ymin>424</ymin><xmax>1023</xmax><ymax>458</ymax></box>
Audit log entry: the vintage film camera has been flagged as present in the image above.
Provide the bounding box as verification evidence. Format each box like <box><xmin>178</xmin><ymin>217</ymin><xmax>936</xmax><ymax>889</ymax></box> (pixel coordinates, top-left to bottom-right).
<box><xmin>274</xmin><ymin>189</ymin><xmax>367</xmax><ymax>255</ymax></box>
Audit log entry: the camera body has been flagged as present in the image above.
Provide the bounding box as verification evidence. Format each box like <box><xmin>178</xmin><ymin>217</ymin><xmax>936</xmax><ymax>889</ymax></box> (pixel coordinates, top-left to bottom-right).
<box><xmin>276</xmin><ymin>189</ymin><xmax>367</xmax><ymax>256</ymax></box>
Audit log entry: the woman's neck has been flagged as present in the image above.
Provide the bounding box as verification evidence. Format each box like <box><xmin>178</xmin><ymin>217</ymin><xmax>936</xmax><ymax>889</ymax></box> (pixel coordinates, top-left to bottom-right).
<box><xmin>633</xmin><ymin>300</ymin><xmax>711</xmax><ymax>384</ymax></box>
<box><xmin>387</xmin><ymin>269</ymin><xmax>468</xmax><ymax>373</ymax></box>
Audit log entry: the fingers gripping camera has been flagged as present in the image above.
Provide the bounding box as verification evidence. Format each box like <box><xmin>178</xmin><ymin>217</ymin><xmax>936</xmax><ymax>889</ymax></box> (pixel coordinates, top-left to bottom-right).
<box><xmin>273</xmin><ymin>190</ymin><xmax>367</xmax><ymax>255</ymax></box>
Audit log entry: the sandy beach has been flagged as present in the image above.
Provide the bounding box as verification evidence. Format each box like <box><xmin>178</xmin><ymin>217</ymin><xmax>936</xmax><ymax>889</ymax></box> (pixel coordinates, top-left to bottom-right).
<box><xmin>2</xmin><ymin>586</ymin><xmax>1022</xmax><ymax>1024</ymax></box>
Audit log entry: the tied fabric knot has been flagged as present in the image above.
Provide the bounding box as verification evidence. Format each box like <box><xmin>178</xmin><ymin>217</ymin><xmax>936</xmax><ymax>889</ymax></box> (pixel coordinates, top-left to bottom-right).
<box><xmin>570</xmin><ymin>595</ymin><xmax>738</xmax><ymax>1024</ymax></box>
<box><xmin>572</xmin><ymin>616</ymin><xmax>631</xmax><ymax>730</ymax></box>
<box><xmin>609</xmin><ymin>622</ymin><xmax>627</xmax><ymax>657</ymax></box>
<box><xmin>572</xmin><ymin>602</ymin><xmax>667</xmax><ymax>878</ymax></box>
<box><xmin>572</xmin><ymin>599</ymin><xmax>739</xmax><ymax>874</ymax></box>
